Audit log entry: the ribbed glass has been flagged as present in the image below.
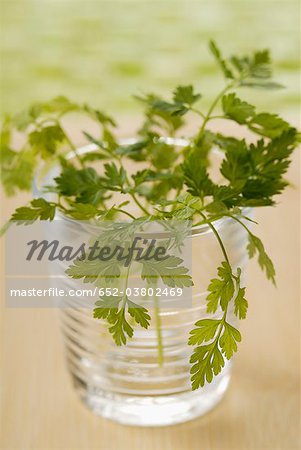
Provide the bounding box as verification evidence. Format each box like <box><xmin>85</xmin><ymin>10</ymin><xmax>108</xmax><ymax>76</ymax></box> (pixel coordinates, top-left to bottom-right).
<box><xmin>34</xmin><ymin>140</ymin><xmax>250</xmax><ymax>426</ymax></box>
<box><xmin>56</xmin><ymin>215</ymin><xmax>248</xmax><ymax>426</ymax></box>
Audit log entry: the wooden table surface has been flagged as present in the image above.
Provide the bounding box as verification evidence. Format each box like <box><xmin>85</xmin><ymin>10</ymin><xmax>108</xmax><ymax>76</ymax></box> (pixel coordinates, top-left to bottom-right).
<box><xmin>0</xmin><ymin>122</ymin><xmax>300</xmax><ymax>450</ymax></box>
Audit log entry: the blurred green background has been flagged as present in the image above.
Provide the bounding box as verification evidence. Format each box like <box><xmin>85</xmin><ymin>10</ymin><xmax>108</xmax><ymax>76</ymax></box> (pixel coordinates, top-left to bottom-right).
<box><xmin>0</xmin><ymin>0</ymin><xmax>300</xmax><ymax>117</ymax></box>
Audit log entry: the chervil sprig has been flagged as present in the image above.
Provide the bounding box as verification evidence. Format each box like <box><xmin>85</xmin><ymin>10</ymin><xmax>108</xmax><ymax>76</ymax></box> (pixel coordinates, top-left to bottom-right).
<box><xmin>1</xmin><ymin>41</ymin><xmax>299</xmax><ymax>390</ymax></box>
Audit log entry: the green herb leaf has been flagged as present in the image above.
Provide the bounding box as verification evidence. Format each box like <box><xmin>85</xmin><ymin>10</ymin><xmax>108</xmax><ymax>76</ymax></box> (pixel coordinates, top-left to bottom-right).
<box><xmin>66</xmin><ymin>255</ymin><xmax>122</xmax><ymax>286</ymax></box>
<box><xmin>108</xmin><ymin>308</ymin><xmax>134</xmax><ymax>345</ymax></box>
<box><xmin>136</xmin><ymin>93</ymin><xmax>184</xmax><ymax>133</ymax></box>
<box><xmin>93</xmin><ymin>296</ymin><xmax>121</xmax><ymax>322</ymax></box>
<box><xmin>190</xmin><ymin>342</ymin><xmax>225</xmax><ymax>389</ymax></box>
<box><xmin>209</xmin><ymin>40</ymin><xmax>234</xmax><ymax>79</ymax></box>
<box><xmin>247</xmin><ymin>233</ymin><xmax>276</xmax><ymax>284</ymax></box>
<box><xmin>222</xmin><ymin>93</ymin><xmax>255</xmax><ymax>124</ymax></box>
<box><xmin>39</xmin><ymin>96</ymin><xmax>79</xmax><ymax>115</ymax></box>
<box><xmin>249</xmin><ymin>113</ymin><xmax>290</xmax><ymax>138</ymax></box>
<box><xmin>141</xmin><ymin>254</ymin><xmax>193</xmax><ymax>288</ymax></box>
<box><xmin>234</xmin><ymin>287</ymin><xmax>248</xmax><ymax>319</ymax></box>
<box><xmin>188</xmin><ymin>319</ymin><xmax>220</xmax><ymax>346</ymax></box>
<box><xmin>1</xmin><ymin>149</ymin><xmax>36</xmax><ymax>196</ymax></box>
<box><xmin>220</xmin><ymin>138</ymin><xmax>250</xmax><ymax>186</ymax></box>
<box><xmin>219</xmin><ymin>322</ymin><xmax>241</xmax><ymax>359</ymax></box>
<box><xmin>54</xmin><ymin>165</ymin><xmax>107</xmax><ymax>205</ymax></box>
<box><xmin>206</xmin><ymin>262</ymin><xmax>235</xmax><ymax>313</ymax></box>
<box><xmin>170</xmin><ymin>193</ymin><xmax>202</xmax><ymax>220</ymax></box>
<box><xmin>64</xmin><ymin>202</ymin><xmax>102</xmax><ymax>220</ymax></box>
<box><xmin>182</xmin><ymin>150</ymin><xmax>214</xmax><ymax>199</ymax></box>
<box><xmin>148</xmin><ymin>141</ymin><xmax>178</xmax><ymax>170</ymax></box>
<box><xmin>173</xmin><ymin>85</ymin><xmax>201</xmax><ymax>106</ymax></box>
<box><xmin>29</xmin><ymin>125</ymin><xmax>65</xmax><ymax>159</ymax></box>
<box><xmin>83</xmin><ymin>105</ymin><xmax>117</xmax><ymax>128</ymax></box>
<box><xmin>94</xmin><ymin>296</ymin><xmax>150</xmax><ymax>345</ymax></box>
<box><xmin>127</xmin><ymin>299</ymin><xmax>151</xmax><ymax>329</ymax></box>
<box><xmin>103</xmin><ymin>162</ymin><xmax>126</xmax><ymax>191</ymax></box>
<box><xmin>11</xmin><ymin>198</ymin><xmax>56</xmax><ymax>223</ymax></box>
<box><xmin>54</xmin><ymin>163</ymin><xmax>83</xmax><ymax>196</ymax></box>
<box><xmin>230</xmin><ymin>49</ymin><xmax>275</xmax><ymax>86</ymax></box>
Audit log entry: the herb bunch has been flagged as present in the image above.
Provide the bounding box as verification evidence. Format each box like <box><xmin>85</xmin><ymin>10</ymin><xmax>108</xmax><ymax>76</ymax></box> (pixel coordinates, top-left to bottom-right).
<box><xmin>1</xmin><ymin>42</ymin><xmax>299</xmax><ymax>390</ymax></box>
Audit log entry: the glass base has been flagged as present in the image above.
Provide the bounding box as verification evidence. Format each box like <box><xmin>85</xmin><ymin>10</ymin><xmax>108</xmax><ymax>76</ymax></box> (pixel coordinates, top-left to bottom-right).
<box><xmin>72</xmin><ymin>368</ymin><xmax>231</xmax><ymax>427</ymax></box>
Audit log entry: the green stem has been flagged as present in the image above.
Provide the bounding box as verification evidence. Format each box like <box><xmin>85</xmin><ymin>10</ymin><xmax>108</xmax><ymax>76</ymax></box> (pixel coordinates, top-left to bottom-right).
<box><xmin>153</xmin><ymin>287</ymin><xmax>164</xmax><ymax>367</ymax></box>
<box><xmin>120</xmin><ymin>163</ymin><xmax>151</xmax><ymax>217</ymax></box>
<box><xmin>54</xmin><ymin>118</ymin><xmax>85</xmax><ymax>169</ymax></box>
<box><xmin>197</xmin><ymin>82</ymin><xmax>235</xmax><ymax>140</ymax></box>
<box><xmin>207</xmin><ymin>115</ymin><xmax>227</xmax><ymax>120</ymax></box>
<box><xmin>65</xmin><ymin>133</ymin><xmax>85</xmax><ymax>169</ymax></box>
<box><xmin>121</xmin><ymin>264</ymin><xmax>131</xmax><ymax>309</ymax></box>
<box><xmin>193</xmin><ymin>210</ymin><xmax>225</xmax><ymax>227</ymax></box>
<box><xmin>171</xmin><ymin>187</ymin><xmax>182</xmax><ymax>210</ymax></box>
<box><xmin>190</xmin><ymin>107</ymin><xmax>206</xmax><ymax>119</ymax></box>
<box><xmin>226</xmin><ymin>213</ymin><xmax>253</xmax><ymax>236</ymax></box>
<box><xmin>207</xmin><ymin>308</ymin><xmax>228</xmax><ymax>360</ymax></box>
<box><xmin>114</xmin><ymin>208</ymin><xmax>136</xmax><ymax>220</ymax></box>
<box><xmin>130</xmin><ymin>192</ymin><xmax>151</xmax><ymax>216</ymax></box>
<box><xmin>198</xmin><ymin>211</ymin><xmax>230</xmax><ymax>265</ymax></box>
